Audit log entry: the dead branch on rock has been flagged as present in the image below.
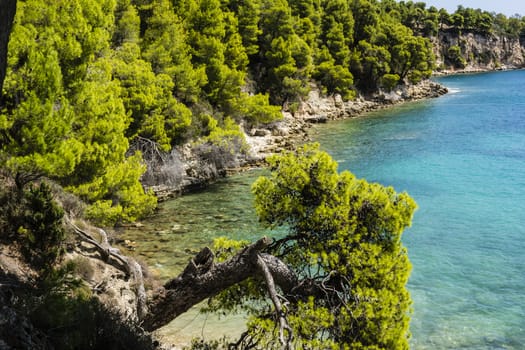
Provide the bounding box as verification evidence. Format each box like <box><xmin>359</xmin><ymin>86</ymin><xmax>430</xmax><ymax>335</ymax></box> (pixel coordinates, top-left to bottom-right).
<box><xmin>66</xmin><ymin>217</ymin><xmax>148</xmax><ymax>319</ymax></box>
<box><xmin>128</xmin><ymin>136</ymin><xmax>169</xmax><ymax>168</ymax></box>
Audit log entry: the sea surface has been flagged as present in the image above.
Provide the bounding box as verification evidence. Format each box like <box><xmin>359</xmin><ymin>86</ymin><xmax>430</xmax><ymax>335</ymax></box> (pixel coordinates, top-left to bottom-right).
<box><xmin>120</xmin><ymin>70</ymin><xmax>525</xmax><ymax>349</ymax></box>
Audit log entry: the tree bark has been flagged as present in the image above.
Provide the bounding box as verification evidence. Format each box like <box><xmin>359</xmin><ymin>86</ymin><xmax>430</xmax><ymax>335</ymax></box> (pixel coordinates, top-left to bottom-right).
<box><xmin>142</xmin><ymin>237</ymin><xmax>300</xmax><ymax>332</ymax></box>
<box><xmin>66</xmin><ymin>221</ymin><xmax>317</xmax><ymax>334</ymax></box>
<box><xmin>0</xmin><ymin>0</ymin><xmax>17</xmax><ymax>97</ymax></box>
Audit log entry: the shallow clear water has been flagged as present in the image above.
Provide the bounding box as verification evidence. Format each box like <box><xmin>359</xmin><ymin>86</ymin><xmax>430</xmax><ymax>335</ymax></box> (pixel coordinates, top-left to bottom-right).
<box><xmin>117</xmin><ymin>170</ymin><xmax>270</xmax><ymax>280</ymax></box>
<box><xmin>117</xmin><ymin>170</ymin><xmax>271</xmax><ymax>346</ymax></box>
<box><xmin>121</xmin><ymin>70</ymin><xmax>525</xmax><ymax>348</ymax></box>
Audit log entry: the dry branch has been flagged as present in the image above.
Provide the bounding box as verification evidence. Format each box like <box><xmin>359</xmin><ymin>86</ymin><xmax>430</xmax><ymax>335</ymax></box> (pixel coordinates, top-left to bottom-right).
<box><xmin>256</xmin><ymin>253</ymin><xmax>293</xmax><ymax>349</ymax></box>
<box><xmin>66</xmin><ymin>218</ymin><xmax>148</xmax><ymax>319</ymax></box>
<box><xmin>142</xmin><ymin>236</ymin><xmax>302</xmax><ymax>332</ymax></box>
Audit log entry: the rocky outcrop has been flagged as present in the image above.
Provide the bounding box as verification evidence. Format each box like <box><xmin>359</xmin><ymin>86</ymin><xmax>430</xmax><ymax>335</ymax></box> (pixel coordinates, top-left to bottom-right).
<box><xmin>244</xmin><ymin>80</ymin><xmax>447</xmax><ymax>162</ymax></box>
<box><xmin>432</xmin><ymin>30</ymin><xmax>525</xmax><ymax>73</ymax></box>
<box><xmin>293</xmin><ymin>80</ymin><xmax>448</xmax><ymax>120</ymax></box>
<box><xmin>139</xmin><ymin>141</ymin><xmax>251</xmax><ymax>201</ymax></box>
<box><xmin>142</xmin><ymin>80</ymin><xmax>447</xmax><ymax>200</ymax></box>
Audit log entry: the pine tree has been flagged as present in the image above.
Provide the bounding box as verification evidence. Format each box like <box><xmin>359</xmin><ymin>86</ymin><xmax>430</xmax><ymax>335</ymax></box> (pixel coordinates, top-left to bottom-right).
<box><xmin>250</xmin><ymin>144</ymin><xmax>416</xmax><ymax>348</ymax></box>
<box><xmin>206</xmin><ymin>144</ymin><xmax>417</xmax><ymax>349</ymax></box>
<box><xmin>141</xmin><ymin>0</ymin><xmax>206</xmax><ymax>103</ymax></box>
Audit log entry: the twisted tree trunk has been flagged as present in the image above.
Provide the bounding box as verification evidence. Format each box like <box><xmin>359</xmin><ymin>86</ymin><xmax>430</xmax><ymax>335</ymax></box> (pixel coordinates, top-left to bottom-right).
<box><xmin>142</xmin><ymin>237</ymin><xmax>300</xmax><ymax>333</ymax></box>
<box><xmin>68</xmin><ymin>219</ymin><xmax>314</xmax><ymax>345</ymax></box>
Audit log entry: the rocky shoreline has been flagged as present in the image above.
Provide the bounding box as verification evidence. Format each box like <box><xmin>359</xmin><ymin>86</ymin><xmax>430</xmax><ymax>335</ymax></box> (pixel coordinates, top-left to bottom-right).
<box><xmin>245</xmin><ymin>79</ymin><xmax>448</xmax><ymax>159</ymax></box>
<box><xmin>145</xmin><ymin>79</ymin><xmax>448</xmax><ymax>201</ymax></box>
<box><xmin>433</xmin><ymin>65</ymin><xmax>524</xmax><ymax>76</ymax></box>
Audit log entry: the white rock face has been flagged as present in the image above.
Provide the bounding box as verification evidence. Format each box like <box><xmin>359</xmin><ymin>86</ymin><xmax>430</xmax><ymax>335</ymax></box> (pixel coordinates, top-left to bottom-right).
<box><xmin>432</xmin><ymin>31</ymin><xmax>525</xmax><ymax>72</ymax></box>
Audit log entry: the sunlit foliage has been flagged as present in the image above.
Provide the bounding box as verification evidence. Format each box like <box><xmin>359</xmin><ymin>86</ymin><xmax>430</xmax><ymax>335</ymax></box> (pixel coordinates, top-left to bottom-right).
<box><xmin>2</xmin><ymin>0</ymin><xmax>520</xmax><ymax>225</ymax></box>
<box><xmin>207</xmin><ymin>144</ymin><xmax>417</xmax><ymax>348</ymax></box>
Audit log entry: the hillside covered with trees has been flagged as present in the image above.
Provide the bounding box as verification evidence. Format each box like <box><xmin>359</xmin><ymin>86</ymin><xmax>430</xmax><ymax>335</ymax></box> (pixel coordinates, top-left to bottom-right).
<box><xmin>2</xmin><ymin>0</ymin><xmax>525</xmax><ymax>225</ymax></box>
<box><xmin>1</xmin><ymin>0</ymin><xmax>525</xmax><ymax>349</ymax></box>
<box><xmin>0</xmin><ymin>0</ymin><xmax>435</xmax><ymax>225</ymax></box>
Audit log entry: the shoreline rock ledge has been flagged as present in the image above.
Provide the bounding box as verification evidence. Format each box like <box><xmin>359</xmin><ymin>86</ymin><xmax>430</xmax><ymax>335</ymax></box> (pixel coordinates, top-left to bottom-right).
<box><xmin>244</xmin><ymin>79</ymin><xmax>448</xmax><ymax>160</ymax></box>
<box><xmin>146</xmin><ymin>80</ymin><xmax>447</xmax><ymax>200</ymax></box>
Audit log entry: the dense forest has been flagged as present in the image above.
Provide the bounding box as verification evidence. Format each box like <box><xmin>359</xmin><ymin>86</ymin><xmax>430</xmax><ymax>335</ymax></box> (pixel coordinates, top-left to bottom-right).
<box><xmin>1</xmin><ymin>0</ymin><xmax>525</xmax><ymax>349</ymax></box>
<box><xmin>1</xmin><ymin>0</ymin><xmax>525</xmax><ymax>225</ymax></box>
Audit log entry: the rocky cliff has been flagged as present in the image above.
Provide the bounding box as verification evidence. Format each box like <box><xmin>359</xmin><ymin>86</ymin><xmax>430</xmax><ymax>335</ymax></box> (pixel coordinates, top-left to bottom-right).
<box><xmin>432</xmin><ymin>30</ymin><xmax>525</xmax><ymax>72</ymax></box>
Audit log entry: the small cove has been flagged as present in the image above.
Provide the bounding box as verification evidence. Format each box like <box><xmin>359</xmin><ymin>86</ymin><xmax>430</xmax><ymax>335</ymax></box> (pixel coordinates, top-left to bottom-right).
<box><xmin>120</xmin><ymin>70</ymin><xmax>525</xmax><ymax>348</ymax></box>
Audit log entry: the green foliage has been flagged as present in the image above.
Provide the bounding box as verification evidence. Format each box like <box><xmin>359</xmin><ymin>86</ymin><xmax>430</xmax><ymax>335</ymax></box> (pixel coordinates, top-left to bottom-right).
<box><xmin>5</xmin><ymin>0</ymin><xmax>523</xmax><ymax>347</ymax></box>
<box><xmin>111</xmin><ymin>42</ymin><xmax>192</xmax><ymax>149</ymax></box>
<box><xmin>16</xmin><ymin>182</ymin><xmax>66</xmax><ymax>272</ymax></box>
<box><xmin>0</xmin><ymin>174</ymin><xmax>158</xmax><ymax>349</ymax></box>
<box><xmin>245</xmin><ymin>296</ymin><xmax>338</xmax><ymax>349</ymax></box>
<box><xmin>314</xmin><ymin>47</ymin><xmax>355</xmax><ymax>100</ymax></box>
<box><xmin>228</xmin><ymin>0</ymin><xmax>261</xmax><ymax>56</ymax></box>
<box><xmin>212</xmin><ymin>236</ymin><xmax>250</xmax><ymax>262</ymax></box>
<box><xmin>0</xmin><ymin>177</ymin><xmax>85</xmax><ymax>316</ymax></box>
<box><xmin>236</xmin><ymin>144</ymin><xmax>416</xmax><ymax>348</ymax></box>
<box><xmin>177</xmin><ymin>0</ymin><xmax>248</xmax><ymax>109</ymax></box>
<box><xmin>73</xmin><ymin>152</ymin><xmax>157</xmax><ymax>226</ymax></box>
<box><xmin>254</xmin><ymin>0</ymin><xmax>313</xmax><ymax>104</ymax></box>
<box><xmin>198</xmin><ymin>115</ymin><xmax>248</xmax><ymax>155</ymax></box>
<box><xmin>395</xmin><ymin>2</ymin><xmax>525</xmax><ymax>41</ymax></box>
<box><xmin>185</xmin><ymin>338</ymin><xmax>224</xmax><ymax>350</ymax></box>
<box><xmin>381</xmin><ymin>73</ymin><xmax>400</xmax><ymax>91</ymax></box>
<box><xmin>203</xmin><ymin>237</ymin><xmax>268</xmax><ymax>315</ymax></box>
<box><xmin>201</xmin><ymin>144</ymin><xmax>417</xmax><ymax>348</ymax></box>
<box><xmin>141</xmin><ymin>0</ymin><xmax>207</xmax><ymax>103</ymax></box>
<box><xmin>230</xmin><ymin>92</ymin><xmax>283</xmax><ymax>127</ymax></box>
<box><xmin>319</xmin><ymin>0</ymin><xmax>353</xmax><ymax>66</ymax></box>
<box><xmin>0</xmin><ymin>178</ymin><xmax>66</xmax><ymax>279</ymax></box>
<box><xmin>6</xmin><ymin>0</ymin><xmax>517</xmax><ymax>227</ymax></box>
<box><xmin>447</xmin><ymin>45</ymin><xmax>467</xmax><ymax>69</ymax></box>
<box><xmin>1</xmin><ymin>0</ymin><xmax>157</xmax><ymax>225</ymax></box>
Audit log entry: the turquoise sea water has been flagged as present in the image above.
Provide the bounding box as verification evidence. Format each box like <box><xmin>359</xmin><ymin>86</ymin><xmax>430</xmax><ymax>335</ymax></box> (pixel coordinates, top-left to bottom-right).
<box><xmin>121</xmin><ymin>70</ymin><xmax>525</xmax><ymax>348</ymax></box>
<box><xmin>312</xmin><ymin>70</ymin><xmax>525</xmax><ymax>349</ymax></box>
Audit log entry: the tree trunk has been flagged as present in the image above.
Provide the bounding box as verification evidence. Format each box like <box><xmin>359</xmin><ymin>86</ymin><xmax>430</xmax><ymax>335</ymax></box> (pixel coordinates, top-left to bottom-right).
<box><xmin>0</xmin><ymin>0</ymin><xmax>17</xmax><ymax>97</ymax></box>
<box><xmin>142</xmin><ymin>237</ymin><xmax>300</xmax><ymax>332</ymax></box>
<box><xmin>68</xmin><ymin>219</ymin><xmax>314</xmax><ymax>336</ymax></box>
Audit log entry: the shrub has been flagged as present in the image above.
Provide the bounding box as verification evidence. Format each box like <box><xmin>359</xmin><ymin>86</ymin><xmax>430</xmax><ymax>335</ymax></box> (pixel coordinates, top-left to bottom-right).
<box><xmin>381</xmin><ymin>73</ymin><xmax>400</xmax><ymax>91</ymax></box>
<box><xmin>9</xmin><ymin>182</ymin><xmax>66</xmax><ymax>276</ymax></box>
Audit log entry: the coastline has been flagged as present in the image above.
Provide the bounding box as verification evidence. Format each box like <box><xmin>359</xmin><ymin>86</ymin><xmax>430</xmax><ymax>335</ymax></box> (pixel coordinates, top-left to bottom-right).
<box><xmin>245</xmin><ymin>79</ymin><xmax>448</xmax><ymax>163</ymax></box>
<box><xmin>433</xmin><ymin>65</ymin><xmax>524</xmax><ymax>76</ymax></box>
<box><xmin>149</xmin><ymin>65</ymin><xmax>525</xmax><ymax>200</ymax></box>
<box><xmin>238</xmin><ymin>65</ymin><xmax>525</xmax><ymax>167</ymax></box>
<box><xmin>147</xmin><ymin>80</ymin><xmax>448</xmax><ymax>201</ymax></box>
